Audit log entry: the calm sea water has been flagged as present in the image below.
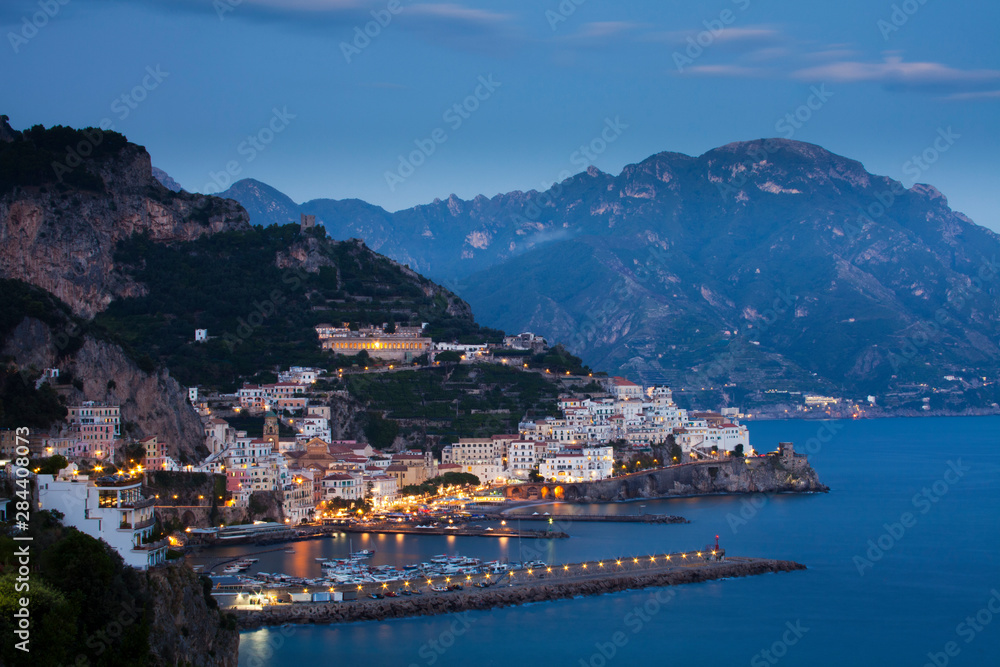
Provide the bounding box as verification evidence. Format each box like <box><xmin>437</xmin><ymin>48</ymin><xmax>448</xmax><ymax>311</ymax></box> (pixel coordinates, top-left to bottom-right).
<box><xmin>237</xmin><ymin>417</ymin><xmax>1000</xmax><ymax>666</ymax></box>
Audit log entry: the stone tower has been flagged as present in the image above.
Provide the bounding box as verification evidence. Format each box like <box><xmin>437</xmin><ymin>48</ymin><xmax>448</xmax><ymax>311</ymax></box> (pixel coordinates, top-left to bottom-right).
<box><xmin>264</xmin><ymin>411</ymin><xmax>279</xmax><ymax>451</ymax></box>
<box><xmin>300</xmin><ymin>213</ymin><xmax>316</xmax><ymax>231</ymax></box>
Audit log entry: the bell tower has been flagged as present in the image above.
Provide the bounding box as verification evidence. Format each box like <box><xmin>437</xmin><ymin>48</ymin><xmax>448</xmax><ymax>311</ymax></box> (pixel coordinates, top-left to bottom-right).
<box><xmin>263</xmin><ymin>411</ymin><xmax>279</xmax><ymax>451</ymax></box>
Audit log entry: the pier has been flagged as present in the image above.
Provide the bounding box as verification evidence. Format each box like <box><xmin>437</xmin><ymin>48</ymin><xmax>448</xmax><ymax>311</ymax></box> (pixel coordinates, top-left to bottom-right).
<box><xmin>306</xmin><ymin>523</ymin><xmax>568</xmax><ymax>539</ymax></box>
<box><xmin>234</xmin><ymin>553</ymin><xmax>806</xmax><ymax>628</ymax></box>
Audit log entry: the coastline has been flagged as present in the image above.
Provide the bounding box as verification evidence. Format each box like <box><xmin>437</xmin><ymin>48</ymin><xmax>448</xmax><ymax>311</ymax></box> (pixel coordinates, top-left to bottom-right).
<box><xmin>235</xmin><ymin>557</ymin><xmax>806</xmax><ymax>630</ymax></box>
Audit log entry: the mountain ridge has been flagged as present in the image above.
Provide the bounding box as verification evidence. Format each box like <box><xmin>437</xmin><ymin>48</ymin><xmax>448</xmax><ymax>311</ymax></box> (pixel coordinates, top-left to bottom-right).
<box><xmin>214</xmin><ymin>138</ymin><xmax>1000</xmax><ymax>407</ymax></box>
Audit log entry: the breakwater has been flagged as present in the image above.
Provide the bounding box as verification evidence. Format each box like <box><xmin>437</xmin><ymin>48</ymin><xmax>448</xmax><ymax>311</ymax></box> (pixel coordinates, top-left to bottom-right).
<box><xmin>235</xmin><ymin>557</ymin><xmax>805</xmax><ymax>629</ymax></box>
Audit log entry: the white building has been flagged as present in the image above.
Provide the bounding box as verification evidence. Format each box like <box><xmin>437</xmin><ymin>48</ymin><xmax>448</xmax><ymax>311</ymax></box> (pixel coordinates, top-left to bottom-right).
<box><xmin>364</xmin><ymin>474</ymin><xmax>398</xmax><ymax>507</ymax></box>
<box><xmin>602</xmin><ymin>376</ymin><xmax>643</xmax><ymax>400</ymax></box>
<box><xmin>37</xmin><ymin>467</ymin><xmax>168</xmax><ymax>570</ymax></box>
<box><xmin>322</xmin><ymin>472</ymin><xmax>364</xmax><ymax>501</ymax></box>
<box><xmin>278</xmin><ymin>366</ymin><xmax>323</xmax><ymax>385</ymax></box>
<box><xmin>538</xmin><ymin>445</ymin><xmax>614</xmax><ymax>483</ymax></box>
<box><xmin>506</xmin><ymin>440</ymin><xmax>548</xmax><ymax>480</ymax></box>
<box><xmin>195</xmin><ymin>329</ymin><xmax>208</xmax><ymax>342</ymax></box>
<box><xmin>442</xmin><ymin>438</ymin><xmax>505</xmax><ymax>483</ymax></box>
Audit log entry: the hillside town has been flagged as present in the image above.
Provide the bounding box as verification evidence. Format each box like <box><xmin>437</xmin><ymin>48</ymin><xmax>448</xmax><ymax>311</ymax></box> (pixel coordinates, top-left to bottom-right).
<box><xmin>8</xmin><ymin>365</ymin><xmax>751</xmax><ymax>518</ymax></box>
<box><xmin>5</xmin><ymin>325</ymin><xmax>760</xmax><ymax>569</ymax></box>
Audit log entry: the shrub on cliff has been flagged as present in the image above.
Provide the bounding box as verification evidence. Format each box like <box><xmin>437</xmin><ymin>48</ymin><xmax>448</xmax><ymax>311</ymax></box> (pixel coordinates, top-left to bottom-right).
<box><xmin>0</xmin><ymin>513</ymin><xmax>150</xmax><ymax>667</ymax></box>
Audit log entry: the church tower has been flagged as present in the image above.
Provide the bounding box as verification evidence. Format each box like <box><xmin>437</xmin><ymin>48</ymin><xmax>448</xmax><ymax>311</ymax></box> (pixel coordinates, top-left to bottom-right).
<box><xmin>263</xmin><ymin>411</ymin><xmax>279</xmax><ymax>451</ymax></box>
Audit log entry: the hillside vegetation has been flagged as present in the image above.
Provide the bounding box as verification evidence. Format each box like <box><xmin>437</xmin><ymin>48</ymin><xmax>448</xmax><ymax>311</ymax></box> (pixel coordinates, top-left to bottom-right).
<box><xmin>92</xmin><ymin>224</ymin><xmax>503</xmax><ymax>390</ymax></box>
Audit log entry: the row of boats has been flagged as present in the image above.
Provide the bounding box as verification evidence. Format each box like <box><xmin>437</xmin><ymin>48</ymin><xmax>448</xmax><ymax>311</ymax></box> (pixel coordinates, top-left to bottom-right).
<box><xmin>223</xmin><ymin>553</ymin><xmax>546</xmax><ymax>589</ymax></box>
<box><xmin>221</xmin><ymin>558</ymin><xmax>259</xmax><ymax>574</ymax></box>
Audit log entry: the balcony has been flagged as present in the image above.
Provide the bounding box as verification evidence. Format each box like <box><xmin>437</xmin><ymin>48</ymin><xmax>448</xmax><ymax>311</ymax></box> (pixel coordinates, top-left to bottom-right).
<box><xmin>132</xmin><ymin>538</ymin><xmax>169</xmax><ymax>552</ymax></box>
<box><xmin>120</xmin><ymin>498</ymin><xmax>155</xmax><ymax>510</ymax></box>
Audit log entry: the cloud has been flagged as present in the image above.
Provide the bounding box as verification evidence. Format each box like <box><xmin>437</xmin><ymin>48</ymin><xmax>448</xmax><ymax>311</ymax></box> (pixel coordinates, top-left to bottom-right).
<box><xmin>32</xmin><ymin>0</ymin><xmax>521</xmax><ymax>53</ymax></box>
<box><xmin>399</xmin><ymin>3</ymin><xmax>520</xmax><ymax>53</ymax></box>
<box><xmin>683</xmin><ymin>64</ymin><xmax>770</xmax><ymax>78</ymax></box>
<box><xmin>648</xmin><ymin>25</ymin><xmax>785</xmax><ymax>53</ymax></box>
<box><xmin>792</xmin><ymin>56</ymin><xmax>1000</xmax><ymax>93</ymax></box>
<box><xmin>569</xmin><ymin>21</ymin><xmax>643</xmax><ymax>41</ymax></box>
<box><xmin>940</xmin><ymin>90</ymin><xmax>1000</xmax><ymax>102</ymax></box>
<box><xmin>662</xmin><ymin>25</ymin><xmax>1000</xmax><ymax>100</ymax></box>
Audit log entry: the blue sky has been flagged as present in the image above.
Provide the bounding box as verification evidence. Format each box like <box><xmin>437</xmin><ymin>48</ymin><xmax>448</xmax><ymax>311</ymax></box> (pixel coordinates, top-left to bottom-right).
<box><xmin>3</xmin><ymin>0</ymin><xmax>999</xmax><ymax>231</ymax></box>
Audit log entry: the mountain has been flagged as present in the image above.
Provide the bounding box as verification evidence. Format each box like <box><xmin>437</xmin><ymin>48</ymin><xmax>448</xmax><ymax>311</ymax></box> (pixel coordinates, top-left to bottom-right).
<box><xmin>0</xmin><ymin>119</ymin><xmax>508</xmax><ymax>457</ymax></box>
<box><xmin>216</xmin><ymin>140</ymin><xmax>1000</xmax><ymax>407</ymax></box>
<box><xmin>218</xmin><ymin>177</ymin><xmax>300</xmax><ymax>228</ymax></box>
<box><xmin>152</xmin><ymin>166</ymin><xmax>183</xmax><ymax>191</ymax></box>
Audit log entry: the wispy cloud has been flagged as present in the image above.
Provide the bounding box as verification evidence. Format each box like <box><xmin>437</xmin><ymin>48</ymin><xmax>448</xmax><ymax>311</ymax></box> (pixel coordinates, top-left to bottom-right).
<box><xmin>53</xmin><ymin>0</ymin><xmax>521</xmax><ymax>53</ymax></box>
<box><xmin>659</xmin><ymin>23</ymin><xmax>1000</xmax><ymax>100</ymax></box>
<box><xmin>792</xmin><ymin>56</ymin><xmax>1000</xmax><ymax>93</ymax></box>
<box><xmin>941</xmin><ymin>90</ymin><xmax>1000</xmax><ymax>101</ymax></box>
<box><xmin>646</xmin><ymin>25</ymin><xmax>785</xmax><ymax>53</ymax></box>
<box><xmin>685</xmin><ymin>64</ymin><xmax>770</xmax><ymax>78</ymax></box>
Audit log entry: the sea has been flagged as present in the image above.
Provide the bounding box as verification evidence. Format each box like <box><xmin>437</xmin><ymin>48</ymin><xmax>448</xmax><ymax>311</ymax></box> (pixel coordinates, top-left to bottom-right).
<box><xmin>235</xmin><ymin>416</ymin><xmax>1000</xmax><ymax>666</ymax></box>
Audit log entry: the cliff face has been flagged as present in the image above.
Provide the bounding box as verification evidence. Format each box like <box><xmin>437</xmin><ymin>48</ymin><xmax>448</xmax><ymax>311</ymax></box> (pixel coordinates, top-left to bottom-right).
<box><xmin>570</xmin><ymin>455</ymin><xmax>827</xmax><ymax>502</ymax></box>
<box><xmin>0</xmin><ymin>139</ymin><xmax>249</xmax><ymax>318</ymax></box>
<box><xmin>144</xmin><ymin>565</ymin><xmax>239</xmax><ymax>667</ymax></box>
<box><xmin>3</xmin><ymin>316</ymin><xmax>205</xmax><ymax>458</ymax></box>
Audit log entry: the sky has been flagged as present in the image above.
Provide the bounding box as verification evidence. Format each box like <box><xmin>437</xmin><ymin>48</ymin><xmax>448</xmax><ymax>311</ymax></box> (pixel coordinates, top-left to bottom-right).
<box><xmin>3</xmin><ymin>0</ymin><xmax>999</xmax><ymax>231</ymax></box>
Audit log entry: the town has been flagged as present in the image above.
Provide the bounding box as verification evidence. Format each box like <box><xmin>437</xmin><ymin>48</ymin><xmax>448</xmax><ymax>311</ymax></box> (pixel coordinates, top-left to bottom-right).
<box><xmin>3</xmin><ymin>323</ymin><xmax>760</xmax><ymax>570</ymax></box>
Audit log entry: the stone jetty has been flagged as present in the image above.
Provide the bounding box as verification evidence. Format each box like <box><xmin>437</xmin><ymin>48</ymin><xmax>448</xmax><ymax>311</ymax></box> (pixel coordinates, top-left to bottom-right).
<box><xmin>236</xmin><ymin>557</ymin><xmax>805</xmax><ymax>629</ymax></box>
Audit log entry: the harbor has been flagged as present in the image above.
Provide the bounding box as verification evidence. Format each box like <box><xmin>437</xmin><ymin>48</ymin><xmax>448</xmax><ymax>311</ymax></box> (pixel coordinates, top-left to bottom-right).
<box><xmin>488</xmin><ymin>512</ymin><xmax>689</xmax><ymax>524</ymax></box>
<box><xmin>233</xmin><ymin>553</ymin><xmax>806</xmax><ymax>628</ymax></box>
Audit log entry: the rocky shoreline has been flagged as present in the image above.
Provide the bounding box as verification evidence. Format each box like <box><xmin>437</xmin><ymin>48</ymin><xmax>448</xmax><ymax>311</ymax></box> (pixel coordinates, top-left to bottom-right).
<box><xmin>236</xmin><ymin>558</ymin><xmax>805</xmax><ymax>630</ymax></box>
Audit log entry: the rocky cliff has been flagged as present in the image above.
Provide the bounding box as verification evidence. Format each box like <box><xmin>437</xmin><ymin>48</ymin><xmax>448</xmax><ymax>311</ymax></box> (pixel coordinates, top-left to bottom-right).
<box><xmin>509</xmin><ymin>455</ymin><xmax>828</xmax><ymax>503</ymax></box>
<box><xmin>3</xmin><ymin>314</ymin><xmax>207</xmax><ymax>459</ymax></box>
<box><xmin>144</xmin><ymin>565</ymin><xmax>240</xmax><ymax>667</ymax></box>
<box><xmin>0</xmin><ymin>122</ymin><xmax>250</xmax><ymax>318</ymax></box>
